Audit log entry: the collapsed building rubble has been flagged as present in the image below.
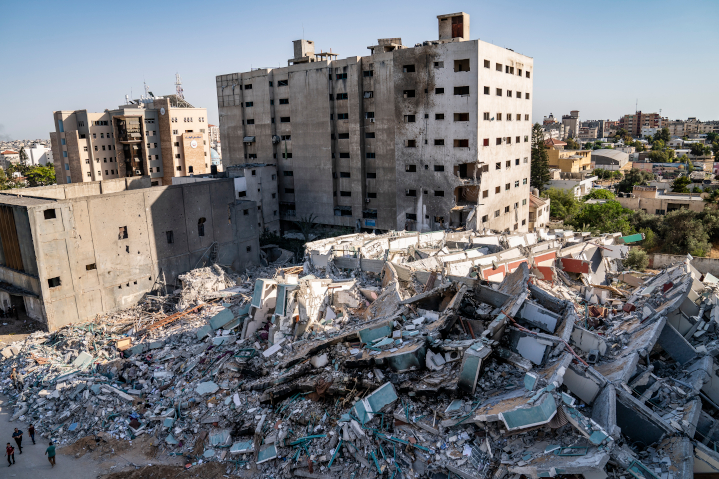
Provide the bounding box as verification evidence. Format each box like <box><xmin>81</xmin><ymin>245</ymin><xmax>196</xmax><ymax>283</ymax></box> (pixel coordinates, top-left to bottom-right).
<box><xmin>3</xmin><ymin>228</ymin><xmax>719</xmax><ymax>478</ymax></box>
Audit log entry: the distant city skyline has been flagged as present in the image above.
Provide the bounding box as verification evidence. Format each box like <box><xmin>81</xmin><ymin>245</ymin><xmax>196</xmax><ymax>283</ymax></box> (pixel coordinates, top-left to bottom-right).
<box><xmin>1</xmin><ymin>0</ymin><xmax>717</xmax><ymax>140</ymax></box>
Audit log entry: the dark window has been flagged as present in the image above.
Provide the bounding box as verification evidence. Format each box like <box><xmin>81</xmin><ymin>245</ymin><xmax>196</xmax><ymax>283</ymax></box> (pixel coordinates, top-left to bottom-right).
<box><xmin>403</xmin><ymin>65</ymin><xmax>415</xmax><ymax>72</ymax></box>
<box><xmin>454</xmin><ymin>59</ymin><xmax>470</xmax><ymax>72</ymax></box>
<box><xmin>166</xmin><ymin>231</ymin><xmax>174</xmax><ymax>244</ymax></box>
<box><xmin>243</xmin><ymin>209</ymin><xmax>249</xmax><ymax>215</ymax></box>
<box><xmin>365</xmin><ymin>132</ymin><xmax>375</xmax><ymax>138</ymax></box>
<box><xmin>484</xmin><ymin>86</ymin><xmax>490</xmax><ymax>95</ymax></box>
<box><xmin>434</xmin><ymin>190</ymin><xmax>444</xmax><ymax>197</ymax></box>
<box><xmin>434</xmin><ymin>139</ymin><xmax>445</xmax><ymax>145</ymax></box>
<box><xmin>285</xmin><ymin>188</ymin><xmax>295</xmax><ymax>193</ymax></box>
<box><xmin>496</xmin><ymin>138</ymin><xmax>502</xmax><ymax>145</ymax></box>
<box><xmin>336</xmin><ymin>93</ymin><xmax>348</xmax><ymax>100</ymax></box>
<box><xmin>363</xmin><ymin>91</ymin><xmax>373</xmax><ymax>98</ymax></box>
<box><xmin>339</xmin><ymin>152</ymin><xmax>350</xmax><ymax>158</ymax></box>
<box><xmin>496</xmin><ymin>88</ymin><xmax>502</xmax><ymax>96</ymax></box>
<box><xmin>340</xmin><ymin>191</ymin><xmax>351</xmax><ymax>197</ymax></box>
<box><xmin>44</xmin><ymin>209</ymin><xmax>56</xmax><ymax>220</ymax></box>
<box><xmin>404</xmin><ymin>115</ymin><xmax>415</xmax><ymax>123</ymax></box>
<box><xmin>406</xmin><ymin>165</ymin><xmax>417</xmax><ymax>172</ymax></box>
<box><xmin>340</xmin><ymin>172</ymin><xmax>350</xmax><ymax>178</ymax></box>
<box><xmin>406</xmin><ymin>213</ymin><xmax>417</xmax><ymax>220</ymax></box>
<box><xmin>454</xmin><ymin>113</ymin><xmax>469</xmax><ymax>121</ymax></box>
<box><xmin>246</xmin><ymin>119</ymin><xmax>255</xmax><ymax>125</ymax></box>
<box><xmin>48</xmin><ymin>277</ymin><xmax>61</xmax><ymax>288</ymax></box>
<box><xmin>454</xmin><ymin>86</ymin><xmax>470</xmax><ymax>95</ymax></box>
<box><xmin>366</xmin><ymin>153</ymin><xmax>376</xmax><ymax>158</ymax></box>
<box><xmin>366</xmin><ymin>172</ymin><xmax>376</xmax><ymax>178</ymax></box>
<box><xmin>283</xmin><ymin>153</ymin><xmax>292</xmax><ymax>158</ymax></box>
<box><xmin>277</xmin><ymin>79</ymin><xmax>288</xmax><ymax>86</ymax></box>
<box><xmin>406</xmin><ymin>140</ymin><xmax>416</xmax><ymax>147</ymax></box>
<box><xmin>526</xmin><ymin>71</ymin><xmax>531</xmax><ymax>78</ymax></box>
<box><xmin>363</xmin><ymin>70</ymin><xmax>373</xmax><ymax>77</ymax></box>
<box><xmin>484</xmin><ymin>59</ymin><xmax>490</xmax><ymax>68</ymax></box>
<box><xmin>244</xmin><ymin>84</ymin><xmax>252</xmax><ymax>90</ymax></box>
<box><xmin>245</xmin><ymin>102</ymin><xmax>253</xmax><ymax>107</ymax></box>
<box><xmin>118</xmin><ymin>226</ymin><xmax>128</xmax><ymax>239</ymax></box>
<box><xmin>85</xmin><ymin>263</ymin><xmax>96</xmax><ymax>271</ymax></box>
<box><xmin>246</xmin><ymin>246</ymin><xmax>252</xmax><ymax>252</ymax></box>
<box><xmin>368</xmin><ymin>192</ymin><xmax>377</xmax><ymax>198</ymax></box>
<box><xmin>406</xmin><ymin>189</ymin><xmax>417</xmax><ymax>196</ymax></box>
<box><xmin>403</xmin><ymin>90</ymin><xmax>415</xmax><ymax>98</ymax></box>
<box><xmin>453</xmin><ymin>139</ymin><xmax>469</xmax><ymax>148</ymax></box>
<box><xmin>435</xmin><ymin>113</ymin><xmax>444</xmax><ymax>120</ymax></box>
<box><xmin>280</xmin><ymin>117</ymin><xmax>290</xmax><ymax>123</ymax></box>
<box><xmin>279</xmin><ymin>98</ymin><xmax>289</xmax><ymax>104</ymax></box>
<box><xmin>284</xmin><ymin>171</ymin><xmax>293</xmax><ymax>176</ymax></box>
<box><xmin>338</xmin><ymin>133</ymin><xmax>350</xmax><ymax>139</ymax></box>
<box><xmin>434</xmin><ymin>165</ymin><xmax>444</xmax><ymax>171</ymax></box>
<box><xmin>238</xmin><ymin>191</ymin><xmax>247</xmax><ymax>197</ymax></box>
<box><xmin>188</xmin><ymin>166</ymin><xmax>194</xmax><ymax>173</ymax></box>
<box><xmin>435</xmin><ymin>88</ymin><xmax>444</xmax><ymax>94</ymax></box>
<box><xmin>336</xmin><ymin>73</ymin><xmax>347</xmax><ymax>80</ymax></box>
<box><xmin>337</xmin><ymin>113</ymin><xmax>349</xmax><ymax>119</ymax></box>
<box><xmin>365</xmin><ymin>112</ymin><xmax>375</xmax><ymax>119</ymax></box>
<box><xmin>197</xmin><ymin>218</ymin><xmax>206</xmax><ymax>236</ymax></box>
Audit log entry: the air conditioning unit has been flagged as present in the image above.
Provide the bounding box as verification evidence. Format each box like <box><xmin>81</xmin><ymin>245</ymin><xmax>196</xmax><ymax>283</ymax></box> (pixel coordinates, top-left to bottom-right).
<box><xmin>370</xmin><ymin>118</ymin><xmax>375</xmax><ymax>123</ymax></box>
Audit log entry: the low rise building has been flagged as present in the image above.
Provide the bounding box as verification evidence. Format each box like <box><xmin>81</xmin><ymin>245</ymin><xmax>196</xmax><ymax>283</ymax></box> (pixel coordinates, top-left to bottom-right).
<box><xmin>546</xmin><ymin>172</ymin><xmax>596</xmax><ymax>197</ymax></box>
<box><xmin>544</xmin><ymin>139</ymin><xmax>591</xmax><ymax>173</ymax></box>
<box><xmin>528</xmin><ymin>193</ymin><xmax>550</xmax><ymax>231</ymax></box>
<box><xmin>577</xmin><ymin>126</ymin><xmax>598</xmax><ymax>139</ymax></box>
<box><xmin>591</xmin><ymin>149</ymin><xmax>629</xmax><ymax>171</ymax></box>
<box><xmin>0</xmin><ymin>150</ymin><xmax>20</xmax><ymax>168</ymax></box>
<box><xmin>0</xmin><ymin>176</ymin><xmax>260</xmax><ymax>330</ymax></box>
<box><xmin>26</xmin><ymin>143</ymin><xmax>53</xmax><ymax>166</ymax></box>
<box><xmin>616</xmin><ymin>185</ymin><xmax>707</xmax><ymax>215</ymax></box>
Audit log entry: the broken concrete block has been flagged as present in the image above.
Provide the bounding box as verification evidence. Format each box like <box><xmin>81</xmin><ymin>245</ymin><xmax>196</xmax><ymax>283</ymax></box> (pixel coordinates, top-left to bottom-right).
<box><xmin>310</xmin><ymin>353</ymin><xmax>328</xmax><ymax>368</ymax></box>
<box><xmin>72</xmin><ymin>351</ymin><xmax>93</xmax><ymax>369</ymax></box>
<box><xmin>499</xmin><ymin>393</ymin><xmax>557</xmax><ymax>431</ymax></box>
<box><xmin>426</xmin><ymin>351</ymin><xmax>446</xmax><ymax>371</ymax></box>
<box><xmin>352</xmin><ymin>382</ymin><xmax>398</xmax><ymax>424</ymax></box>
<box><xmin>196</xmin><ymin>381</ymin><xmax>220</xmax><ymax>395</ymax></box>
<box><xmin>210</xmin><ymin>308</ymin><xmax>235</xmax><ymax>330</ymax></box>
<box><xmin>458</xmin><ymin>342</ymin><xmax>492</xmax><ymax>394</ymax></box>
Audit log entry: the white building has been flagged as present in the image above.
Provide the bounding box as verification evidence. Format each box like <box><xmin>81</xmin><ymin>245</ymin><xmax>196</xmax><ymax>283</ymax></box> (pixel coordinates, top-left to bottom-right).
<box><xmin>26</xmin><ymin>143</ymin><xmax>53</xmax><ymax>166</ymax></box>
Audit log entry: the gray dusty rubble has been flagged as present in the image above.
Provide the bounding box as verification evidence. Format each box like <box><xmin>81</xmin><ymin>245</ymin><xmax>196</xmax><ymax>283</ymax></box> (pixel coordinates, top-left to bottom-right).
<box><xmin>2</xmin><ymin>229</ymin><xmax>719</xmax><ymax>478</ymax></box>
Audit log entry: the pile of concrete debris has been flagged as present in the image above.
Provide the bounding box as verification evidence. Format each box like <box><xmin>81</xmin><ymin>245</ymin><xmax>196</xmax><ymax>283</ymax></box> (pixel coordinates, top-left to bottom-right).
<box><xmin>2</xmin><ymin>228</ymin><xmax>719</xmax><ymax>479</ymax></box>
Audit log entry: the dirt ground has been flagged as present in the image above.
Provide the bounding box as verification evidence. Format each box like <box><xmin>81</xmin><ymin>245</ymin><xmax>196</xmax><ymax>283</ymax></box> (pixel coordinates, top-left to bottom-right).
<box><xmin>99</xmin><ymin>463</ymin><xmax>239</xmax><ymax>479</ymax></box>
<box><xmin>0</xmin><ymin>310</ymin><xmax>46</xmax><ymax>347</ymax></box>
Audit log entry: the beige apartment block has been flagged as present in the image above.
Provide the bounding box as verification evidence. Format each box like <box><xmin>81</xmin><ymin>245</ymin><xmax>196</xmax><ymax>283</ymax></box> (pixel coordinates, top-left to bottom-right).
<box><xmin>50</xmin><ymin>95</ymin><xmax>210</xmax><ymax>187</ymax></box>
<box><xmin>545</xmin><ymin>140</ymin><xmax>592</xmax><ymax>173</ymax></box>
<box><xmin>216</xmin><ymin>12</ymin><xmax>534</xmax><ymax>233</ymax></box>
<box><xmin>617</xmin><ymin>186</ymin><xmax>708</xmax><ymax>215</ymax></box>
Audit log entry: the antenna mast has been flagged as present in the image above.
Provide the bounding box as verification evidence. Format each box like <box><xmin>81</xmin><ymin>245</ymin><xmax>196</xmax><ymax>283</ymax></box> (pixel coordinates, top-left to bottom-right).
<box><xmin>175</xmin><ymin>73</ymin><xmax>184</xmax><ymax>100</ymax></box>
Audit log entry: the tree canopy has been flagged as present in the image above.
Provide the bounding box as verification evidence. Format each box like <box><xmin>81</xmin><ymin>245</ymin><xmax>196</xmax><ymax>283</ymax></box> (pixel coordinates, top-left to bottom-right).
<box><xmin>530</xmin><ymin>123</ymin><xmax>551</xmax><ymax>193</ymax></box>
<box><xmin>671</xmin><ymin>175</ymin><xmax>691</xmax><ymax>193</ymax></box>
<box><xmin>616</xmin><ymin>169</ymin><xmax>654</xmax><ymax>193</ymax></box>
<box><xmin>584</xmin><ymin>188</ymin><xmax>615</xmax><ymax>200</ymax></box>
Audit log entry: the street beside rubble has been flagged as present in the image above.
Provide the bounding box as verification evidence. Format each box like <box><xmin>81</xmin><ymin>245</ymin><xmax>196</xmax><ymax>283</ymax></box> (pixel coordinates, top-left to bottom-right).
<box><xmin>2</xmin><ymin>229</ymin><xmax>719</xmax><ymax>478</ymax></box>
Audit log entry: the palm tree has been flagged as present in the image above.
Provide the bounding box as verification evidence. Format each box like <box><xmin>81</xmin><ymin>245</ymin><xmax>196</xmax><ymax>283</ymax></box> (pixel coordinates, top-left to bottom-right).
<box><xmin>294</xmin><ymin>214</ymin><xmax>318</xmax><ymax>242</ymax></box>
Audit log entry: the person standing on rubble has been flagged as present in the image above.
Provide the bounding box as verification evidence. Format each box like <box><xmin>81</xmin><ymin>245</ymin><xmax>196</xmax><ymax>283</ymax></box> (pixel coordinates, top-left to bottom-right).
<box><xmin>11</xmin><ymin>428</ymin><xmax>22</xmax><ymax>454</ymax></box>
<box><xmin>10</xmin><ymin>368</ymin><xmax>23</xmax><ymax>392</ymax></box>
<box><xmin>5</xmin><ymin>443</ymin><xmax>15</xmax><ymax>466</ymax></box>
<box><xmin>45</xmin><ymin>441</ymin><xmax>56</xmax><ymax>467</ymax></box>
<box><xmin>28</xmin><ymin>424</ymin><xmax>35</xmax><ymax>445</ymax></box>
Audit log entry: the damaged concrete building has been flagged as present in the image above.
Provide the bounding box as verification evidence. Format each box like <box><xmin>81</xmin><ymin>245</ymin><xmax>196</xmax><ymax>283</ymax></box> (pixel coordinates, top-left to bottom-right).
<box><xmin>0</xmin><ymin>176</ymin><xmax>260</xmax><ymax>331</ymax></box>
<box><xmin>217</xmin><ymin>13</ymin><xmax>533</xmax><ymax>233</ymax></box>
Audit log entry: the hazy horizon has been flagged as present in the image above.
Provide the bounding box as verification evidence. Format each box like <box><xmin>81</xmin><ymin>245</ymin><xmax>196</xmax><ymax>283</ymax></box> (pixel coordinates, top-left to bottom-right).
<box><xmin>1</xmin><ymin>0</ymin><xmax>717</xmax><ymax>140</ymax></box>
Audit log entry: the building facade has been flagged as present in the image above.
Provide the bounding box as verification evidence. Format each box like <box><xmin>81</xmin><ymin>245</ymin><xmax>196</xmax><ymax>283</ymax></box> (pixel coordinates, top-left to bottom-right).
<box><xmin>618</xmin><ymin>111</ymin><xmax>661</xmax><ymax>137</ymax></box>
<box><xmin>216</xmin><ymin>13</ymin><xmax>533</xmax><ymax>233</ymax></box>
<box><xmin>26</xmin><ymin>143</ymin><xmax>53</xmax><ymax>166</ymax></box>
<box><xmin>561</xmin><ymin>110</ymin><xmax>580</xmax><ymax>139</ymax></box>
<box><xmin>50</xmin><ymin>95</ymin><xmax>210</xmax><ymax>187</ymax></box>
<box><xmin>0</xmin><ymin>177</ymin><xmax>260</xmax><ymax>331</ymax></box>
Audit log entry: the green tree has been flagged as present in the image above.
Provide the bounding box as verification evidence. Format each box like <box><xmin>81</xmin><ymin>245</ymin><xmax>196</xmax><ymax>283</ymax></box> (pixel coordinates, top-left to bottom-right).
<box><xmin>648</xmin><ymin>149</ymin><xmax>675</xmax><ymax>163</ymax></box>
<box><xmin>660</xmin><ymin>209</ymin><xmax>712</xmax><ymax>256</ymax></box>
<box><xmin>584</xmin><ymin>188</ymin><xmax>615</xmax><ymax>200</ymax></box>
<box><xmin>617</xmin><ymin>168</ymin><xmax>654</xmax><ymax>193</ymax></box>
<box><xmin>530</xmin><ymin>123</ymin><xmax>551</xmax><ymax>193</ymax></box>
<box><xmin>652</xmin><ymin>139</ymin><xmax>665</xmax><ymax>150</ymax></box>
<box><xmin>615</xmin><ymin>128</ymin><xmax>628</xmax><ymax>139</ymax></box>
<box><xmin>692</xmin><ymin>186</ymin><xmax>703</xmax><ymax>193</ymax></box>
<box><xmin>25</xmin><ymin>165</ymin><xmax>56</xmax><ymax>187</ymax></box>
<box><xmin>623</xmin><ymin>248</ymin><xmax>648</xmax><ymax>271</ymax></box>
<box><xmin>18</xmin><ymin>147</ymin><xmax>28</xmax><ymax>166</ymax></box>
<box><xmin>544</xmin><ymin>188</ymin><xmax>581</xmax><ymax>221</ymax></box>
<box><xmin>690</xmin><ymin>143</ymin><xmax>710</xmax><ymax>157</ymax></box>
<box><xmin>653</xmin><ymin>127</ymin><xmax>670</xmax><ymax>143</ymax></box>
<box><xmin>671</xmin><ymin>175</ymin><xmax>691</xmax><ymax>193</ymax></box>
<box><xmin>564</xmin><ymin>137</ymin><xmax>580</xmax><ymax>150</ymax></box>
<box><xmin>568</xmin><ymin>200</ymin><xmax>635</xmax><ymax>235</ymax></box>
<box><xmin>639</xmin><ymin>227</ymin><xmax>657</xmax><ymax>250</ymax></box>
<box><xmin>707</xmin><ymin>132</ymin><xmax>719</xmax><ymax>143</ymax></box>
<box><xmin>294</xmin><ymin>214</ymin><xmax>318</xmax><ymax>242</ymax></box>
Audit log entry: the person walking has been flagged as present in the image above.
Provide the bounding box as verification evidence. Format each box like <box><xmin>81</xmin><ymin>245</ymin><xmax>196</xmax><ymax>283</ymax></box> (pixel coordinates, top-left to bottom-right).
<box><xmin>11</xmin><ymin>428</ymin><xmax>22</xmax><ymax>454</ymax></box>
<box><xmin>5</xmin><ymin>443</ymin><xmax>15</xmax><ymax>466</ymax></box>
<box><xmin>45</xmin><ymin>441</ymin><xmax>56</xmax><ymax>467</ymax></box>
<box><xmin>28</xmin><ymin>424</ymin><xmax>35</xmax><ymax>445</ymax></box>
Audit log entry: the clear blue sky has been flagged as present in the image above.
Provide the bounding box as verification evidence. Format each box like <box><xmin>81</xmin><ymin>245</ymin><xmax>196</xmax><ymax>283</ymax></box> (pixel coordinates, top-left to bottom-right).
<box><xmin>1</xmin><ymin>0</ymin><xmax>718</xmax><ymax>140</ymax></box>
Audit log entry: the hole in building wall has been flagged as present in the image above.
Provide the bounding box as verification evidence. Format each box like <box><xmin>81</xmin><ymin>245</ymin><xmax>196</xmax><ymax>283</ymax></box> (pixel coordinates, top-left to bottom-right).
<box><xmin>44</xmin><ymin>209</ymin><xmax>56</xmax><ymax>220</ymax></box>
<box><xmin>48</xmin><ymin>277</ymin><xmax>61</xmax><ymax>288</ymax></box>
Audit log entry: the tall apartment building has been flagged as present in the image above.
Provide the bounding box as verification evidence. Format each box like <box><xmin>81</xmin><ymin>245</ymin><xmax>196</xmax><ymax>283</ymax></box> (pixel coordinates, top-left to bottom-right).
<box><xmin>581</xmin><ymin>120</ymin><xmax>606</xmax><ymax>138</ymax></box>
<box><xmin>50</xmin><ymin>95</ymin><xmax>210</xmax><ymax>186</ymax></box>
<box><xmin>618</xmin><ymin>111</ymin><xmax>661</xmax><ymax>137</ymax></box>
<box><xmin>216</xmin><ymin>12</ymin><xmax>533</xmax><ymax>233</ymax></box>
<box><xmin>561</xmin><ymin>110</ymin><xmax>580</xmax><ymax>139</ymax></box>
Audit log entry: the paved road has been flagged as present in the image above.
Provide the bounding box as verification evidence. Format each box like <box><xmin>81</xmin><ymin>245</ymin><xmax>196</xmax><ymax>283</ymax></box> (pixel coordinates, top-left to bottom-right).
<box><xmin>0</xmin><ymin>394</ymin><xmax>105</xmax><ymax>479</ymax></box>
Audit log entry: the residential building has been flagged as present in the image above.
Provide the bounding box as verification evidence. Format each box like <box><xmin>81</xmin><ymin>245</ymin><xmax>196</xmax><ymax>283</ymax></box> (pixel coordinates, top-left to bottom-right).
<box><xmin>561</xmin><ymin>110</ymin><xmax>580</xmax><ymax>138</ymax></box>
<box><xmin>26</xmin><ymin>143</ymin><xmax>53</xmax><ymax>166</ymax></box>
<box><xmin>216</xmin><ymin>12</ymin><xmax>534</xmax><ymax>233</ymax></box>
<box><xmin>541</xmin><ymin>123</ymin><xmax>565</xmax><ymax>141</ymax></box>
<box><xmin>50</xmin><ymin>94</ymin><xmax>211</xmax><ymax>187</ymax></box>
<box><xmin>528</xmin><ymin>193</ymin><xmax>550</xmax><ymax>231</ymax></box>
<box><xmin>641</xmin><ymin>127</ymin><xmax>658</xmax><ymax>138</ymax></box>
<box><xmin>618</xmin><ymin>111</ymin><xmax>661</xmax><ymax>137</ymax></box>
<box><xmin>208</xmin><ymin>123</ymin><xmax>220</xmax><ymax>143</ymax></box>
<box><xmin>544</xmin><ymin>139</ymin><xmax>592</xmax><ymax>173</ymax></box>
<box><xmin>0</xmin><ymin>176</ymin><xmax>260</xmax><ymax>331</ymax></box>
<box><xmin>577</xmin><ymin>126</ymin><xmax>598</xmax><ymax>139</ymax></box>
<box><xmin>543</xmin><ymin>113</ymin><xmax>559</xmax><ymax>125</ymax></box>
<box><xmin>546</xmin><ymin>172</ymin><xmax>596</xmax><ymax>198</ymax></box>
<box><xmin>0</xmin><ymin>150</ymin><xmax>20</xmax><ymax>168</ymax></box>
<box><xmin>616</xmin><ymin>186</ymin><xmax>707</xmax><ymax>215</ymax></box>
<box><xmin>581</xmin><ymin>120</ymin><xmax>606</xmax><ymax>138</ymax></box>
<box><xmin>591</xmin><ymin>149</ymin><xmax>629</xmax><ymax>171</ymax></box>
<box><xmin>665</xmin><ymin>118</ymin><xmax>718</xmax><ymax>137</ymax></box>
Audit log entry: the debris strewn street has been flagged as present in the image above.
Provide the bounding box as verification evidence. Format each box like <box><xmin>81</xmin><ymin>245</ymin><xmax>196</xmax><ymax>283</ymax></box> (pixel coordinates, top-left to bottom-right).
<box><xmin>2</xmin><ymin>229</ymin><xmax>719</xmax><ymax>478</ymax></box>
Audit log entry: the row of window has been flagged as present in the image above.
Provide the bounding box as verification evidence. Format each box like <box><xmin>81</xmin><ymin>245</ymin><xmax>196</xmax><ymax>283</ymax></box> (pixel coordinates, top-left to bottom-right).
<box><xmin>86</xmin><ymin>170</ymin><xmax>116</xmax><ymax>177</ymax></box>
<box><xmin>243</xmin><ymin>117</ymin><xmax>291</xmax><ymax>125</ymax></box>
<box><xmin>85</xmin><ymin>157</ymin><xmax>116</xmax><ymax>164</ymax></box>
